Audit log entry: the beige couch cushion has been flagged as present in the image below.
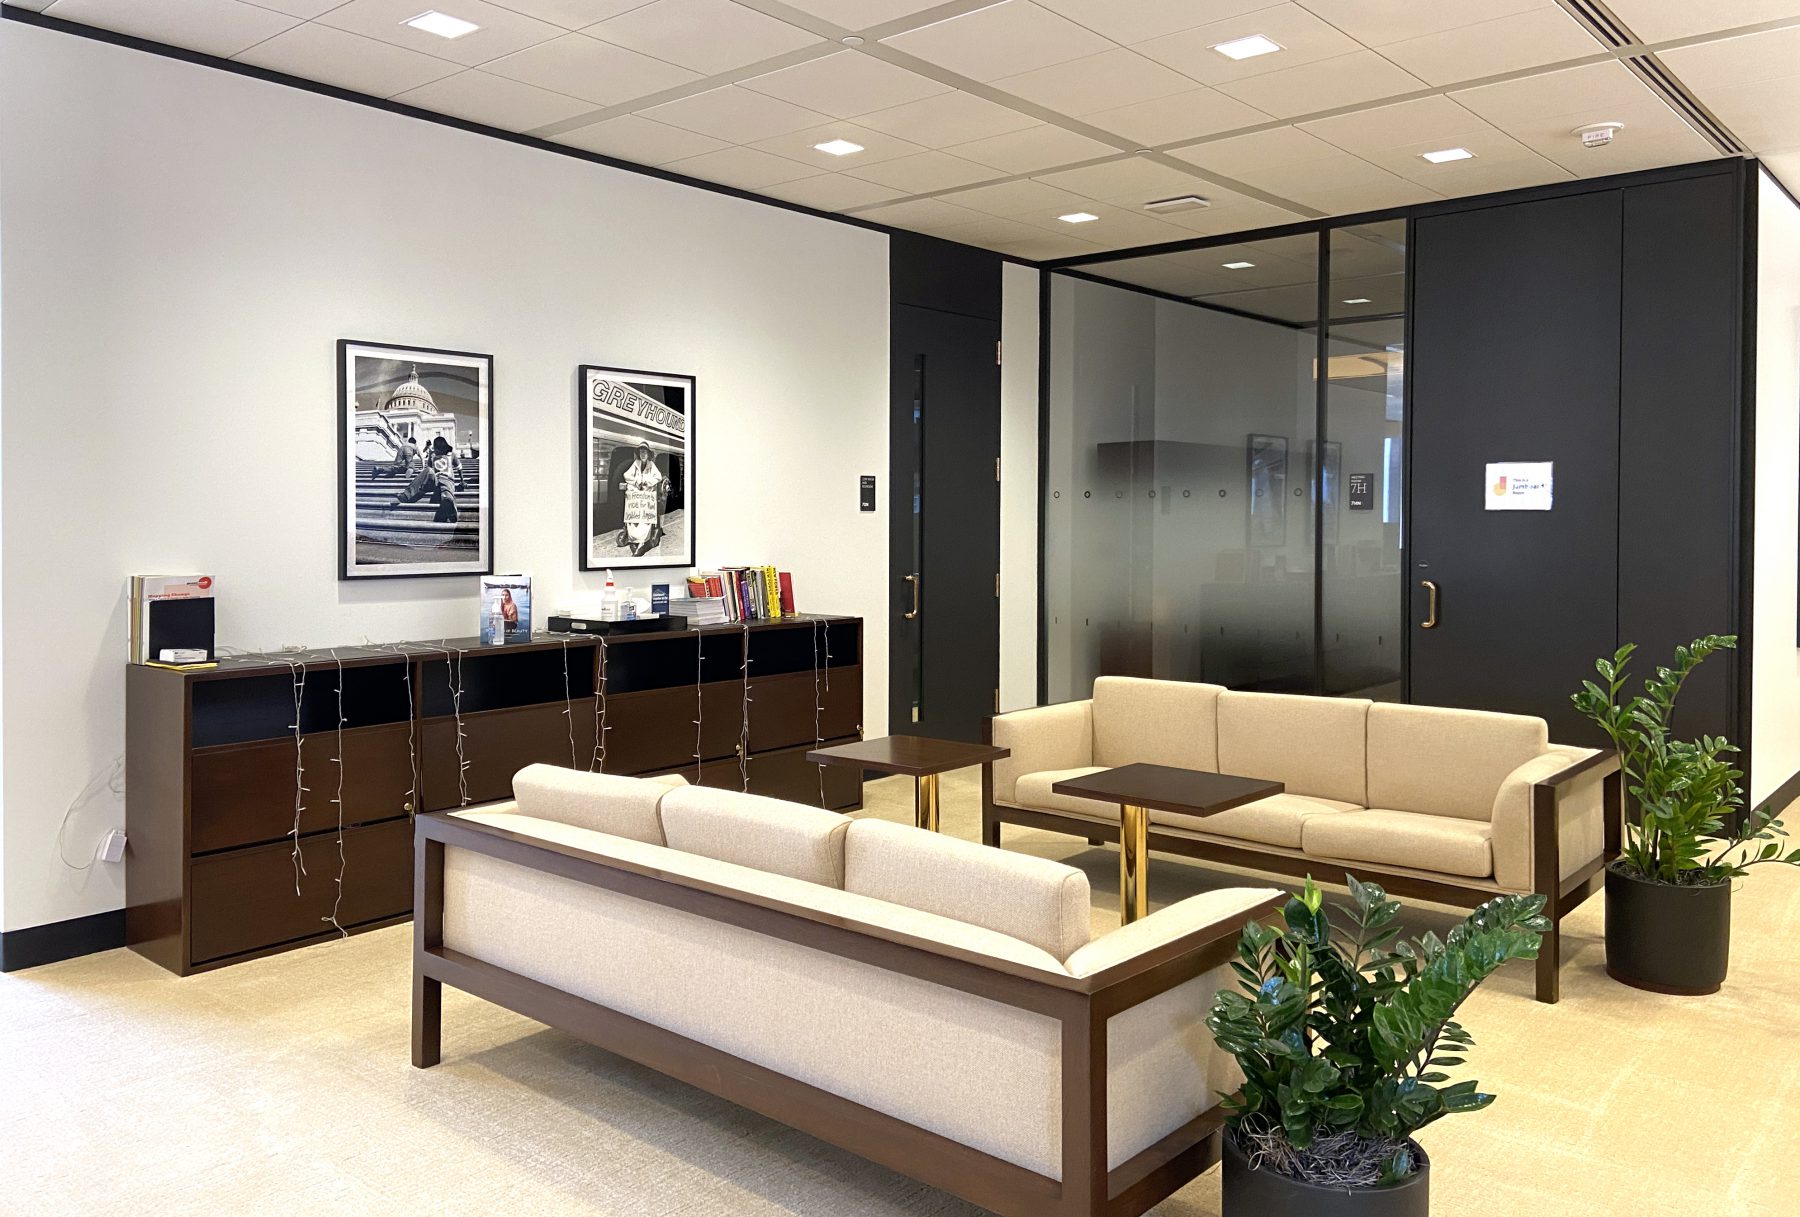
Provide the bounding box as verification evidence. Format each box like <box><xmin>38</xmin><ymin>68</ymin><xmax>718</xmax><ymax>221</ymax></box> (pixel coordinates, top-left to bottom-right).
<box><xmin>1365</xmin><ymin>704</ymin><xmax>1549</xmax><ymax>821</ymax></box>
<box><xmin>512</xmin><ymin>764</ymin><xmax>667</xmax><ymax>844</ymax></box>
<box><xmin>991</xmin><ymin>700</ymin><xmax>1093</xmax><ymax>805</ymax></box>
<box><xmin>1489</xmin><ymin>746</ymin><xmax>1607</xmax><ymax>893</ymax></box>
<box><xmin>1154</xmin><ymin>793</ymin><xmax>1359</xmax><ymax>849</ymax></box>
<box><xmin>1302</xmin><ymin>809</ymin><xmax>1494</xmax><ymax>878</ymax></box>
<box><xmin>658</xmin><ymin>785</ymin><xmax>849</xmax><ymax>888</ymax></box>
<box><xmin>845</xmin><ymin>819</ymin><xmax>1092</xmax><ymax>962</ymax></box>
<box><xmin>1011</xmin><ymin>766</ymin><xmax>1116</xmax><ymax>821</ymax></box>
<box><xmin>1093</xmin><ymin>676</ymin><xmax>1223</xmax><ymax>770</ymax></box>
<box><xmin>1216</xmin><ymin>691</ymin><xmax>1370</xmax><ymax>805</ymax></box>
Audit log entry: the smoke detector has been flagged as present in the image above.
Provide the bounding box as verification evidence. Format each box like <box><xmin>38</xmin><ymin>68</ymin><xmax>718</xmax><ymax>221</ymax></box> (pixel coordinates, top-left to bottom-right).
<box><xmin>1575</xmin><ymin>122</ymin><xmax>1625</xmax><ymax>149</ymax></box>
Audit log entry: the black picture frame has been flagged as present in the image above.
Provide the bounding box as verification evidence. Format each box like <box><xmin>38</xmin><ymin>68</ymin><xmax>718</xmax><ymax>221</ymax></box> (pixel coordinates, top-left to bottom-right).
<box><xmin>338</xmin><ymin>339</ymin><xmax>494</xmax><ymax>581</ymax></box>
<box><xmin>578</xmin><ymin>364</ymin><xmax>696</xmax><ymax>572</ymax></box>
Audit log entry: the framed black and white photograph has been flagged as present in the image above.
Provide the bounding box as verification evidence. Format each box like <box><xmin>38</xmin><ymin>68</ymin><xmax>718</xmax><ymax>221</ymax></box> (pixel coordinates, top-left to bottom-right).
<box><xmin>579</xmin><ymin>365</ymin><xmax>694</xmax><ymax>571</ymax></box>
<box><xmin>339</xmin><ymin>340</ymin><xmax>493</xmax><ymax>581</ymax></box>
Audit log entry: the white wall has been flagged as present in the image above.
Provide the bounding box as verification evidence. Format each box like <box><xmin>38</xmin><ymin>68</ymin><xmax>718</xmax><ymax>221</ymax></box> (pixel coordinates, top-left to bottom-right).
<box><xmin>1752</xmin><ymin>168</ymin><xmax>1800</xmax><ymax>807</ymax></box>
<box><xmin>999</xmin><ymin>264</ymin><xmax>1039</xmax><ymax>711</ymax></box>
<box><xmin>0</xmin><ymin>24</ymin><xmax>891</xmax><ymax>933</ymax></box>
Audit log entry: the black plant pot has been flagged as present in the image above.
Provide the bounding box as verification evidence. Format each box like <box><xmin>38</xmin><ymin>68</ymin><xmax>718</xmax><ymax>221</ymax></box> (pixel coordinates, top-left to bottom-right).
<box><xmin>1604</xmin><ymin>865</ymin><xmax>1731</xmax><ymax>994</ymax></box>
<box><xmin>1221</xmin><ymin>1132</ymin><xmax>1430</xmax><ymax>1217</ymax></box>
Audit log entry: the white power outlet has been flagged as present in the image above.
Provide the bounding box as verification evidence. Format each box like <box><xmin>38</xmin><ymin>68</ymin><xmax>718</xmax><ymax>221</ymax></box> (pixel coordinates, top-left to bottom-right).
<box><xmin>99</xmin><ymin>829</ymin><xmax>127</xmax><ymax>864</ymax></box>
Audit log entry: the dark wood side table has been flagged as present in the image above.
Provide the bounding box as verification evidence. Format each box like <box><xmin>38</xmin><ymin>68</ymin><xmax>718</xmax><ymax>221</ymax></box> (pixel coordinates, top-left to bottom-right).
<box><xmin>1051</xmin><ymin>764</ymin><xmax>1283</xmax><ymax>925</ymax></box>
<box><xmin>808</xmin><ymin>736</ymin><xmax>1011</xmax><ymax>832</ymax></box>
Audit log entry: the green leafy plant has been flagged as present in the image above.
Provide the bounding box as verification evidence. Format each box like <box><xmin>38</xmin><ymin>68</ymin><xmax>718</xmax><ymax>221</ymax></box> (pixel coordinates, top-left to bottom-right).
<box><xmin>1205</xmin><ymin>877</ymin><xmax>1548</xmax><ymax>1188</ymax></box>
<box><xmin>1571</xmin><ymin>635</ymin><xmax>1800</xmax><ymax>886</ymax></box>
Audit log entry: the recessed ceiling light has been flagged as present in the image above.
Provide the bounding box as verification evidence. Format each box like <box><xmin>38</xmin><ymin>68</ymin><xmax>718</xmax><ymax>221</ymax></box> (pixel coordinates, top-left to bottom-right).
<box><xmin>1212</xmin><ymin>34</ymin><xmax>1283</xmax><ymax>61</ymax></box>
<box><xmin>814</xmin><ymin>139</ymin><xmax>864</xmax><ymax>157</ymax></box>
<box><xmin>404</xmin><ymin>10</ymin><xmax>480</xmax><ymax>38</ymax></box>
<box><xmin>1421</xmin><ymin>147</ymin><xmax>1475</xmax><ymax>164</ymax></box>
<box><xmin>1223</xmin><ymin>260</ymin><xmax>1255</xmax><ymax>269</ymax></box>
<box><xmin>1059</xmin><ymin>212</ymin><xmax>1100</xmax><ymax>224</ymax></box>
<box><xmin>1343</xmin><ymin>297</ymin><xmax>1373</xmax><ymax>304</ymax></box>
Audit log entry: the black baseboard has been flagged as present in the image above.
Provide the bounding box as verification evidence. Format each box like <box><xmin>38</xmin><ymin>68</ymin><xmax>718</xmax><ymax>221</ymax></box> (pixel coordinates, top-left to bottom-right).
<box><xmin>0</xmin><ymin>909</ymin><xmax>126</xmax><ymax>973</ymax></box>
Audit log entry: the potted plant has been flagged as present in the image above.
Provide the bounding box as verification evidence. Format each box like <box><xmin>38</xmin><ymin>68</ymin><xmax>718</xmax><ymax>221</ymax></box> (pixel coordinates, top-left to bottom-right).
<box><xmin>1572</xmin><ymin>634</ymin><xmax>1799</xmax><ymax>994</ymax></box>
<box><xmin>1205</xmin><ymin>876</ymin><xmax>1548</xmax><ymax>1215</ymax></box>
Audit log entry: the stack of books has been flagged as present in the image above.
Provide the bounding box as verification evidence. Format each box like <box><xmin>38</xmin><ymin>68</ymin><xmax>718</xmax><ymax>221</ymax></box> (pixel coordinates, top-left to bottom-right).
<box><xmin>666</xmin><ymin>594</ymin><xmax>729</xmax><ymax>626</ymax></box>
<box><xmin>687</xmin><ymin>567</ymin><xmax>795</xmax><ymax>623</ymax></box>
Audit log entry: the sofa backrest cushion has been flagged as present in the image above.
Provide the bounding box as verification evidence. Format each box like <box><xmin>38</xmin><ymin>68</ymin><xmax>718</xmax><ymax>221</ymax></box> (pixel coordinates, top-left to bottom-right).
<box><xmin>843</xmin><ymin>819</ymin><xmax>1091</xmax><ymax>962</ymax></box>
<box><xmin>1365</xmin><ymin>704</ymin><xmax>1549</xmax><ymax>821</ymax></box>
<box><xmin>1092</xmin><ymin>676</ymin><xmax>1224</xmax><ymax>771</ymax></box>
<box><xmin>512</xmin><ymin>764</ymin><xmax>667</xmax><ymax>845</ymax></box>
<box><xmin>659</xmin><ymin>785</ymin><xmax>850</xmax><ymax>887</ymax></box>
<box><xmin>1216</xmin><ymin>691</ymin><xmax>1371</xmax><ymax>806</ymax></box>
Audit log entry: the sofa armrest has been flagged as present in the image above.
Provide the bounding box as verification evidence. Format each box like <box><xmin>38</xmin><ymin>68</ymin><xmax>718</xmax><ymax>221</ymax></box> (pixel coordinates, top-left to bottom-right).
<box><xmin>1490</xmin><ymin>748</ymin><xmax>1620</xmax><ymax>892</ymax></box>
<box><xmin>989</xmin><ymin>699</ymin><xmax>1093</xmax><ymax>804</ymax></box>
<box><xmin>1063</xmin><ymin>887</ymin><xmax>1283</xmax><ymax>982</ymax></box>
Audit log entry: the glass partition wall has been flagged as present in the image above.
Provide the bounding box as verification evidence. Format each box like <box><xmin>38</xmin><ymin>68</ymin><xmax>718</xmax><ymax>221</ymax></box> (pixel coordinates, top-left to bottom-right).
<box><xmin>1043</xmin><ymin>219</ymin><xmax>1407</xmax><ymax>704</ymax></box>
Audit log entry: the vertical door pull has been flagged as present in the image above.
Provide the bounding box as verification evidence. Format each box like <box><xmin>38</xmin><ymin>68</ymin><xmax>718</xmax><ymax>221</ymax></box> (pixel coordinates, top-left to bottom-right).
<box><xmin>902</xmin><ymin>574</ymin><xmax>920</xmax><ymax>620</ymax></box>
<box><xmin>1420</xmin><ymin>580</ymin><xmax>1440</xmax><ymax>629</ymax></box>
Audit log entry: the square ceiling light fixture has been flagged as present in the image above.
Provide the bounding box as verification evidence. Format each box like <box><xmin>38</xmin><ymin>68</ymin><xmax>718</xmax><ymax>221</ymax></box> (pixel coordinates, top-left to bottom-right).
<box><xmin>1212</xmin><ymin>34</ymin><xmax>1283</xmax><ymax>60</ymax></box>
<box><xmin>1420</xmin><ymin>147</ymin><xmax>1475</xmax><ymax>164</ymax></box>
<box><xmin>1343</xmin><ymin>297</ymin><xmax>1373</xmax><ymax>304</ymax></box>
<box><xmin>814</xmin><ymin>139</ymin><xmax>865</xmax><ymax>156</ymax></box>
<box><xmin>1222</xmin><ymin>260</ymin><xmax>1255</xmax><ymax>269</ymax></box>
<box><xmin>1059</xmin><ymin>212</ymin><xmax>1100</xmax><ymax>224</ymax></box>
<box><xmin>405</xmin><ymin>10</ymin><xmax>481</xmax><ymax>38</ymax></box>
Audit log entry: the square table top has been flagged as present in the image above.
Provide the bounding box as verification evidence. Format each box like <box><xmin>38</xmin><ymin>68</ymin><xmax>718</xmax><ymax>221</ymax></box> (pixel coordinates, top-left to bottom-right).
<box><xmin>1051</xmin><ymin>764</ymin><xmax>1282</xmax><ymax>817</ymax></box>
<box><xmin>807</xmin><ymin>735</ymin><xmax>1010</xmax><ymax>778</ymax></box>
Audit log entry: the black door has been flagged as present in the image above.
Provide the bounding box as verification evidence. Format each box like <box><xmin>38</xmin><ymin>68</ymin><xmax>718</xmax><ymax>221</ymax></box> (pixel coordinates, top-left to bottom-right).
<box><xmin>1408</xmin><ymin>191</ymin><xmax>1622</xmax><ymax>742</ymax></box>
<box><xmin>890</xmin><ymin>302</ymin><xmax>1000</xmax><ymax>742</ymax></box>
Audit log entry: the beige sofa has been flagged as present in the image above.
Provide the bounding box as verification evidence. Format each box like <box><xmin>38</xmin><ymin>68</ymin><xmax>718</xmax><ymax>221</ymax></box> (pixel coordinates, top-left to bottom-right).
<box><xmin>985</xmin><ymin>677</ymin><xmax>1623</xmax><ymax>1003</ymax></box>
<box><xmin>413</xmin><ymin>764</ymin><xmax>1282</xmax><ymax>1217</ymax></box>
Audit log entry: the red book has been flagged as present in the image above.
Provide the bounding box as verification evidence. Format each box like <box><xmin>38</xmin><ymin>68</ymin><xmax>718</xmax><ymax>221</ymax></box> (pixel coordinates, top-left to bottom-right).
<box><xmin>777</xmin><ymin>571</ymin><xmax>795</xmax><ymax>615</ymax></box>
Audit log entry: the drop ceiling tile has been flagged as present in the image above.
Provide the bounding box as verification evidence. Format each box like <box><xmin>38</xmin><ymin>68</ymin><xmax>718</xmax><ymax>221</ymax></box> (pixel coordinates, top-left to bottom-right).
<box><xmin>992</xmin><ymin>48</ymin><xmax>1200</xmax><ymax>117</ymax></box>
<box><xmin>1217</xmin><ymin>50</ymin><xmax>1428</xmax><ymax>119</ymax></box>
<box><xmin>1294</xmin><ymin>0</ymin><xmax>1546</xmax><ymax>47</ymax></box>
<box><xmin>45</xmin><ymin>0</ymin><xmax>298</xmax><ymax>58</ymax></box>
<box><xmin>944</xmin><ymin>178</ymin><xmax>1095</xmax><ymax>217</ymax></box>
<box><xmin>553</xmin><ymin>112</ymin><xmax>731</xmax><ymax>163</ymax></box>
<box><xmin>318</xmin><ymin>0</ymin><xmax>564</xmax><ymax>66</ymax></box>
<box><xmin>1135</xmin><ymin>5</ymin><xmax>1364</xmax><ymax>86</ymax></box>
<box><xmin>1672</xmin><ymin>76</ymin><xmax>1800</xmax><ymax>150</ymax></box>
<box><xmin>758</xmin><ymin>173</ymin><xmax>908</xmax><ymax>210</ymax></box>
<box><xmin>1541</xmin><ymin>128</ymin><xmax>1717</xmax><ymax>174</ymax></box>
<box><xmin>1036</xmin><ymin>0</ymin><xmax>1276</xmax><ymax>45</ymax></box>
<box><xmin>1288</xmin><ymin>174</ymin><xmax>1442</xmax><ymax>215</ymax></box>
<box><xmin>843</xmin><ymin>149</ymin><xmax>1006</xmax><ymax>191</ymax></box>
<box><xmin>1477</xmin><ymin>87</ymin><xmax>1718</xmax><ymax>172</ymax></box>
<box><xmin>1159</xmin><ymin>196</ymin><xmax>1310</xmax><ymax>233</ymax></box>
<box><xmin>848</xmin><ymin>196</ymin><xmax>990</xmax><ymax>229</ymax></box>
<box><xmin>854</xmin><ymin>90</ymin><xmax>1041</xmax><ymax>147</ymax></box>
<box><xmin>1378</xmin><ymin>7</ymin><xmax>1605</xmax><ymax>88</ymax></box>
<box><xmin>1760</xmin><ymin>146</ymin><xmax>1800</xmax><ymax>192</ymax></box>
<box><xmin>880</xmin><ymin>0</ymin><xmax>1113</xmax><ymax>83</ymax></box>
<box><xmin>947</xmin><ymin>123</ymin><xmax>1121</xmax><ymax>173</ymax></box>
<box><xmin>1228</xmin><ymin>149</ymin><xmax>1409</xmax><ymax>199</ymax></box>
<box><xmin>990</xmin><ymin>232</ymin><xmax>1110</xmax><ymax>259</ymax></box>
<box><xmin>935</xmin><ymin>214</ymin><xmax>1070</xmax><ymax>246</ymax></box>
<box><xmin>663</xmin><ymin>145</ymin><xmax>823</xmax><ymax>188</ymax></box>
<box><xmin>1016</xmin><ymin>201</ymin><xmax>1195</xmax><ymax>244</ymax></box>
<box><xmin>3</xmin><ymin>0</ymin><xmax>54</xmax><ymax>10</ymax></box>
<box><xmin>1659</xmin><ymin>25</ymin><xmax>1800</xmax><ymax>90</ymax></box>
<box><xmin>1363</xmin><ymin>130</ymin><xmax>1570</xmax><ymax>189</ymax></box>
<box><xmin>749</xmin><ymin>121</ymin><xmax>928</xmax><ymax>168</ymax></box>
<box><xmin>240</xmin><ymin>0</ymin><xmax>356</xmax><ymax>17</ymax></box>
<box><xmin>1299</xmin><ymin>95</ymin><xmax>1485</xmax><ymax>155</ymax></box>
<box><xmin>1450</xmin><ymin>60</ymin><xmax>1650</xmax><ymax>127</ymax></box>
<box><xmin>487</xmin><ymin>1</ymin><xmax>654</xmax><ymax>29</ymax></box>
<box><xmin>392</xmin><ymin>69</ymin><xmax>598</xmax><ymax>130</ymax></box>
<box><xmin>1081</xmin><ymin>87</ymin><xmax>1271</xmax><ymax>146</ymax></box>
<box><xmin>741</xmin><ymin>51</ymin><xmax>950</xmax><ymax>118</ymax></box>
<box><xmin>586</xmin><ymin>0</ymin><xmax>822</xmax><ymax>75</ymax></box>
<box><xmin>1033</xmin><ymin>157</ymin><xmax>1218</xmax><ymax>204</ymax></box>
<box><xmin>642</xmin><ymin>85</ymin><xmax>832</xmax><ymax>142</ymax></box>
<box><xmin>776</xmin><ymin>0</ymin><xmax>949</xmax><ymax>28</ymax></box>
<box><xmin>235</xmin><ymin>22</ymin><xmax>463</xmax><ymax>97</ymax></box>
<box><xmin>484</xmin><ymin>33</ymin><xmax>700</xmax><ymax>106</ymax></box>
<box><xmin>1600</xmin><ymin>0</ymin><xmax>1800</xmax><ymax>43</ymax></box>
<box><xmin>1170</xmin><ymin>125</ymin><xmax>1344</xmax><ymax>176</ymax></box>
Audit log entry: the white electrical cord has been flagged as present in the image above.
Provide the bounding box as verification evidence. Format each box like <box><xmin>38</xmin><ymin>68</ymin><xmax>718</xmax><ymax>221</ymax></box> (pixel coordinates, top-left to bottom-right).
<box><xmin>54</xmin><ymin>756</ymin><xmax>126</xmax><ymax>871</ymax></box>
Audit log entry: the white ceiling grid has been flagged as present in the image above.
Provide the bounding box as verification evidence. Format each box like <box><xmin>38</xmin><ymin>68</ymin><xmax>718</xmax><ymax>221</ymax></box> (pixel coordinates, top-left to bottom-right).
<box><xmin>12</xmin><ymin>0</ymin><xmax>1800</xmax><ymax>259</ymax></box>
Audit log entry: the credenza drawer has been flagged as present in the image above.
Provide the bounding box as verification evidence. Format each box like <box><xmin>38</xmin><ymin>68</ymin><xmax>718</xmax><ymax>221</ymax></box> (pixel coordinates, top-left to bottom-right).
<box><xmin>190</xmin><ymin>725</ymin><xmax>415</xmax><ymax>854</ymax></box>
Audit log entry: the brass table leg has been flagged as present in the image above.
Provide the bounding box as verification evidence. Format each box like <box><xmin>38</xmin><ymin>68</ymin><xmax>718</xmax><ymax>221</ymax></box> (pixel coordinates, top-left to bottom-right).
<box><xmin>1119</xmin><ymin>803</ymin><xmax>1149</xmax><ymax>924</ymax></box>
<box><xmin>916</xmin><ymin>773</ymin><xmax>941</xmax><ymax>833</ymax></box>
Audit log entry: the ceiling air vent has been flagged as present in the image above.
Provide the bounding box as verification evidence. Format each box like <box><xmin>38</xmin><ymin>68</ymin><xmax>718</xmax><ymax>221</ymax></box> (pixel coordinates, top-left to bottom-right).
<box><xmin>1143</xmin><ymin>195</ymin><xmax>1211</xmax><ymax>214</ymax></box>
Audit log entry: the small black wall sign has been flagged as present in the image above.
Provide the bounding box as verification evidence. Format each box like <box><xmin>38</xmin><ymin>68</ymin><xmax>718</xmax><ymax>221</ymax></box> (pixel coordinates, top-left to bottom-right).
<box><xmin>860</xmin><ymin>475</ymin><xmax>877</xmax><ymax>511</ymax></box>
<box><xmin>1347</xmin><ymin>472</ymin><xmax>1375</xmax><ymax>511</ymax></box>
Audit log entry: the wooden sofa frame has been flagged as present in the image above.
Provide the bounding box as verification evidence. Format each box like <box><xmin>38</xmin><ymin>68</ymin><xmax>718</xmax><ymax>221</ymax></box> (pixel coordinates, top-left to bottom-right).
<box><xmin>412</xmin><ymin>812</ymin><xmax>1284</xmax><ymax>1217</ymax></box>
<box><xmin>980</xmin><ymin>717</ymin><xmax>1623</xmax><ymax>1006</ymax></box>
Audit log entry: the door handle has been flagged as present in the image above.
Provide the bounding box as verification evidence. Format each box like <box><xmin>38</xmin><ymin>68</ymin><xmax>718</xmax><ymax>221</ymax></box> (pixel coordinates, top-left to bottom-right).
<box><xmin>902</xmin><ymin>573</ymin><xmax>920</xmax><ymax>620</ymax></box>
<box><xmin>1419</xmin><ymin>579</ymin><xmax>1440</xmax><ymax>630</ymax></box>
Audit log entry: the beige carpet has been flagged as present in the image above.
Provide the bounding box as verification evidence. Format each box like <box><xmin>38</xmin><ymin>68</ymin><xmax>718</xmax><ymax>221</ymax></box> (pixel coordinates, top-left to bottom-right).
<box><xmin>3</xmin><ymin>771</ymin><xmax>1797</xmax><ymax>1216</ymax></box>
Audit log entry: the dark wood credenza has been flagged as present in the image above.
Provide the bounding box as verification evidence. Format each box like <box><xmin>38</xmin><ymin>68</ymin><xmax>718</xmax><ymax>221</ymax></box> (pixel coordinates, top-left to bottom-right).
<box><xmin>126</xmin><ymin>616</ymin><xmax>864</xmax><ymax>975</ymax></box>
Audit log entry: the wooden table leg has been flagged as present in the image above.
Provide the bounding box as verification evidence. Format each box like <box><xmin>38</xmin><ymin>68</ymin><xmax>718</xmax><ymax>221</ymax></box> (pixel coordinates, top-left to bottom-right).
<box><xmin>1119</xmin><ymin>803</ymin><xmax>1148</xmax><ymax>924</ymax></box>
<box><xmin>916</xmin><ymin>772</ymin><xmax>941</xmax><ymax>832</ymax></box>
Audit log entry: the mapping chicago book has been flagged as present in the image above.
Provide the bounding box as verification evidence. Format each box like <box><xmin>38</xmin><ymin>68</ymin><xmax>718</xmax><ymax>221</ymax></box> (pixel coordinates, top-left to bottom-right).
<box><xmin>129</xmin><ymin>574</ymin><xmax>216</xmax><ymax>664</ymax></box>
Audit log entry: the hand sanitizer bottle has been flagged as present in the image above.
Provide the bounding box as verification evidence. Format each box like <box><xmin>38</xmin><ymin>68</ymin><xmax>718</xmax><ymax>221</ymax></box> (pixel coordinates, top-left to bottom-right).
<box><xmin>599</xmin><ymin>571</ymin><xmax>619</xmax><ymax>623</ymax></box>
